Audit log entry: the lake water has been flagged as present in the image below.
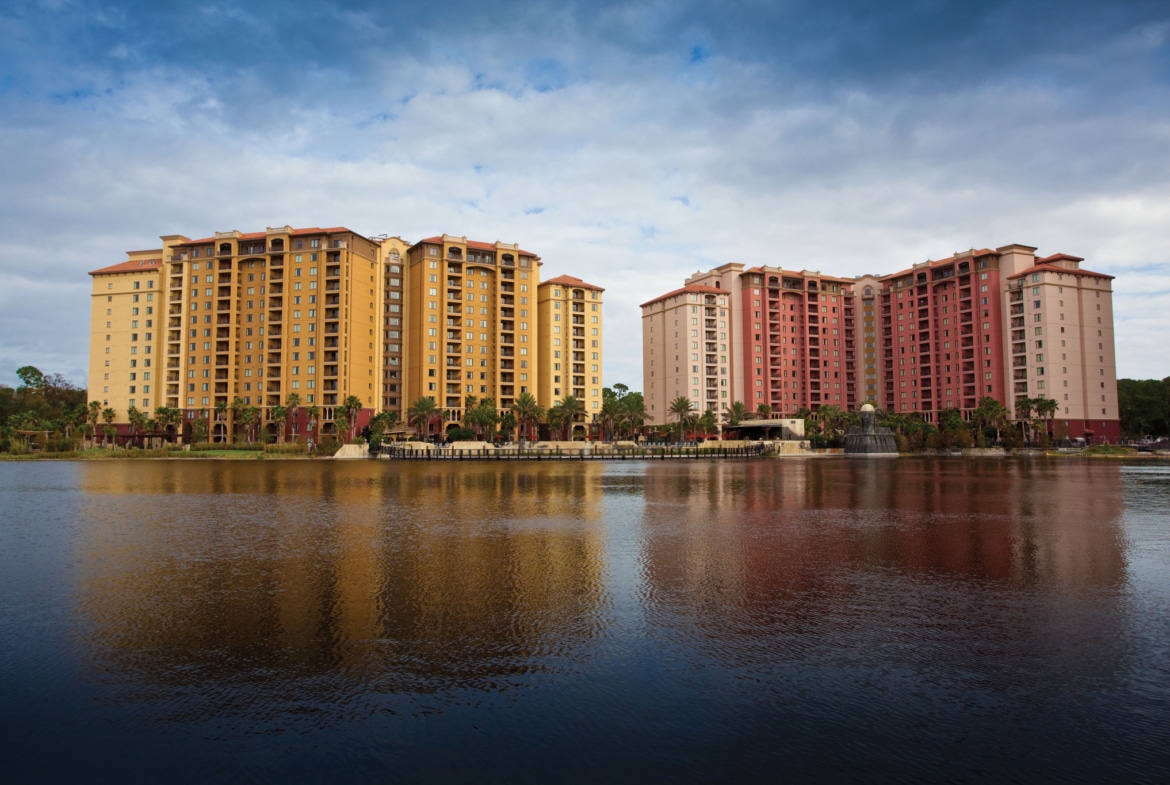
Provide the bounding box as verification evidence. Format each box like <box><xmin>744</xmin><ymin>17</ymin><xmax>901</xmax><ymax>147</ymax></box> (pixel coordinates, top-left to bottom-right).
<box><xmin>1</xmin><ymin>458</ymin><xmax>1168</xmax><ymax>783</ymax></box>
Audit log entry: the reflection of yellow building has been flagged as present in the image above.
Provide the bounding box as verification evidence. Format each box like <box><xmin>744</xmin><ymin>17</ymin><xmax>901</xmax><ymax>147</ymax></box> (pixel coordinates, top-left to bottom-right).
<box><xmin>74</xmin><ymin>462</ymin><xmax>607</xmax><ymax>698</ymax></box>
<box><xmin>537</xmin><ymin>275</ymin><xmax>605</xmax><ymax>419</ymax></box>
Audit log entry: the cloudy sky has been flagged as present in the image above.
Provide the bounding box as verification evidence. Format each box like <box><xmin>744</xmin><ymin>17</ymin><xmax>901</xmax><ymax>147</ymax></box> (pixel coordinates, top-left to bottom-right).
<box><xmin>2</xmin><ymin>0</ymin><xmax>1168</xmax><ymax>390</ymax></box>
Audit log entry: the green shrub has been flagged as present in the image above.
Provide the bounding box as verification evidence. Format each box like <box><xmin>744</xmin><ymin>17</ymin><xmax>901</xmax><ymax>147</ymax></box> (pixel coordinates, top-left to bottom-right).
<box><xmin>1083</xmin><ymin>445</ymin><xmax>1134</xmax><ymax>456</ymax></box>
<box><xmin>311</xmin><ymin>437</ymin><xmax>341</xmax><ymax>456</ymax></box>
<box><xmin>446</xmin><ymin>427</ymin><xmax>476</xmax><ymax>442</ymax></box>
<box><xmin>191</xmin><ymin>442</ymin><xmax>264</xmax><ymax>451</ymax></box>
<box><xmin>264</xmin><ymin>443</ymin><xmax>308</xmax><ymax>455</ymax></box>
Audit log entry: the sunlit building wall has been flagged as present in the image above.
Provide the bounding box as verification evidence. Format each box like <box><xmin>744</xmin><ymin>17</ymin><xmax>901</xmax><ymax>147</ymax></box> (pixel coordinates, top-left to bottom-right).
<box><xmin>88</xmin><ymin>251</ymin><xmax>167</xmax><ymax>421</ymax></box>
<box><xmin>537</xmin><ymin>275</ymin><xmax>605</xmax><ymax>413</ymax></box>
<box><xmin>403</xmin><ymin>235</ymin><xmax>542</xmax><ymax>427</ymax></box>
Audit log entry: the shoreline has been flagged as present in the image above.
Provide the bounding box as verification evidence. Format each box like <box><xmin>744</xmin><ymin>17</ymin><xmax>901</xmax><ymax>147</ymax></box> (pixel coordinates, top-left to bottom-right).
<box><xmin>2</xmin><ymin>449</ymin><xmax>1166</xmax><ymax>463</ymax></box>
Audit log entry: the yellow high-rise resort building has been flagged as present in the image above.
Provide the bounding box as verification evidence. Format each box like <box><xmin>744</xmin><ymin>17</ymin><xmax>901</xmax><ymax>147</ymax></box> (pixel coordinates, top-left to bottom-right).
<box><xmin>91</xmin><ymin>228</ymin><xmax>601</xmax><ymax>441</ymax></box>
<box><xmin>537</xmin><ymin>275</ymin><xmax>605</xmax><ymax>417</ymax></box>
<box><xmin>91</xmin><ymin>226</ymin><xmax>383</xmax><ymax>440</ymax></box>
<box><xmin>401</xmin><ymin>235</ymin><xmax>542</xmax><ymax>425</ymax></box>
<box><xmin>88</xmin><ymin>251</ymin><xmax>167</xmax><ymax>423</ymax></box>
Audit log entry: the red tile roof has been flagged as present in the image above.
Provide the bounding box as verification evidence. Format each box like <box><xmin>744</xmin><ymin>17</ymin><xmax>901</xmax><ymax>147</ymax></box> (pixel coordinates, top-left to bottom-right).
<box><xmin>1007</xmin><ymin>264</ymin><xmax>1113</xmax><ymax>281</ymax></box>
<box><xmin>879</xmin><ymin>249</ymin><xmax>997</xmax><ymax>281</ymax></box>
<box><xmin>1037</xmin><ymin>253</ymin><xmax>1084</xmax><ymax>264</ymax></box>
<box><xmin>172</xmin><ymin>227</ymin><xmax>358</xmax><ymax>246</ymax></box>
<box><xmin>739</xmin><ymin>266</ymin><xmax>857</xmax><ymax>284</ymax></box>
<box><xmin>414</xmin><ymin>236</ymin><xmax>540</xmax><ymax>258</ymax></box>
<box><xmin>640</xmin><ymin>284</ymin><xmax>727</xmax><ymax>308</ymax></box>
<box><xmin>89</xmin><ymin>258</ymin><xmax>164</xmax><ymax>276</ymax></box>
<box><xmin>541</xmin><ymin>274</ymin><xmax>604</xmax><ymax>292</ymax></box>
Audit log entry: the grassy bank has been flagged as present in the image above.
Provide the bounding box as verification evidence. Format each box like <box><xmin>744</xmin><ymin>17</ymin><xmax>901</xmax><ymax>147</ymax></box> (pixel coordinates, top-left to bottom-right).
<box><xmin>0</xmin><ymin>447</ymin><xmax>311</xmax><ymax>461</ymax></box>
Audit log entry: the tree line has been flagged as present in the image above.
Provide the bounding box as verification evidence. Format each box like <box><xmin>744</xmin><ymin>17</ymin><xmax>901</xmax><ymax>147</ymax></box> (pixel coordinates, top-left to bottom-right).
<box><xmin>1118</xmin><ymin>377</ymin><xmax>1170</xmax><ymax>439</ymax></box>
<box><xmin>401</xmin><ymin>385</ymin><xmax>649</xmax><ymax>446</ymax></box>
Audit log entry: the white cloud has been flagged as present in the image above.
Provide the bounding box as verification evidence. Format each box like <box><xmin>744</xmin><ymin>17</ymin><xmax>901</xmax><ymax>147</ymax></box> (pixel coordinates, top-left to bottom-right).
<box><xmin>1</xmin><ymin>1</ymin><xmax>1168</xmax><ymax>389</ymax></box>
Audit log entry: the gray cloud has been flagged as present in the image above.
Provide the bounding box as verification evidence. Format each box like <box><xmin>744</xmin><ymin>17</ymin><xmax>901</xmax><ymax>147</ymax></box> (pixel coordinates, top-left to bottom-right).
<box><xmin>1</xmin><ymin>0</ymin><xmax>1168</xmax><ymax>389</ymax></box>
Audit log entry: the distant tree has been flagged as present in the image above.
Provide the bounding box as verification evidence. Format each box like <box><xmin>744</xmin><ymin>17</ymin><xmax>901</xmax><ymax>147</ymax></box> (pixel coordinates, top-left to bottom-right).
<box><xmin>498</xmin><ymin>411</ymin><xmax>518</xmax><ymax>442</ymax></box>
<box><xmin>285</xmin><ymin>393</ymin><xmax>301</xmax><ymax>441</ymax></box>
<box><xmin>86</xmin><ymin>401</ymin><xmax>102</xmax><ymax>449</ymax></box>
<box><xmin>15</xmin><ymin>366</ymin><xmax>45</xmax><ymax>390</ymax></box>
<box><xmin>511</xmin><ymin>392</ymin><xmax>545</xmax><ymax>448</ymax></box>
<box><xmin>306</xmin><ymin>405</ymin><xmax>319</xmax><ymax>443</ymax></box>
<box><xmin>1033</xmin><ymin>397</ymin><xmax>1058</xmax><ymax>441</ymax></box>
<box><xmin>724</xmin><ymin>401</ymin><xmax>749</xmax><ymax>426</ymax></box>
<box><xmin>1118</xmin><ymin>378</ymin><xmax>1170</xmax><ymax>438</ymax></box>
<box><xmin>342</xmin><ymin>395</ymin><xmax>363</xmax><ymax>442</ymax></box>
<box><xmin>465</xmin><ymin>400</ymin><xmax>499</xmax><ymax>440</ymax></box>
<box><xmin>697</xmin><ymin>409</ymin><xmax>718</xmax><ymax>437</ymax></box>
<box><xmin>756</xmin><ymin>403</ymin><xmax>772</xmax><ymax>419</ymax></box>
<box><xmin>269</xmin><ymin>405</ymin><xmax>288</xmax><ymax>444</ymax></box>
<box><xmin>668</xmin><ymin>396</ymin><xmax>695</xmax><ymax>442</ymax></box>
<box><xmin>407</xmin><ymin>396</ymin><xmax>440</xmax><ymax>440</ymax></box>
<box><xmin>549</xmin><ymin>395</ymin><xmax>585</xmax><ymax>440</ymax></box>
<box><xmin>973</xmin><ymin>396</ymin><xmax>1010</xmax><ymax>444</ymax></box>
<box><xmin>215</xmin><ymin>399</ymin><xmax>229</xmax><ymax>442</ymax></box>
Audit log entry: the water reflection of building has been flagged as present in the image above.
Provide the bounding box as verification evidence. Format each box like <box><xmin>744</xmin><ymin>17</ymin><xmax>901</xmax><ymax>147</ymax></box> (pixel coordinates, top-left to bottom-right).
<box><xmin>73</xmin><ymin>462</ymin><xmax>607</xmax><ymax>715</ymax></box>
<box><xmin>638</xmin><ymin>460</ymin><xmax>1127</xmax><ymax>677</ymax></box>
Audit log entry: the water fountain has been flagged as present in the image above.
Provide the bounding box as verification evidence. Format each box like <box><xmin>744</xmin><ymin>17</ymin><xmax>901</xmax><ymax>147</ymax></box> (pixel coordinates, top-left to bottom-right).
<box><xmin>844</xmin><ymin>403</ymin><xmax>899</xmax><ymax>456</ymax></box>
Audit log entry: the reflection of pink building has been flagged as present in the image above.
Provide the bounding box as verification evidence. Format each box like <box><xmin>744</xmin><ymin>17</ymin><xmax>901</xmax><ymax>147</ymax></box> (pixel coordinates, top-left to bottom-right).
<box><xmin>641</xmin><ymin>244</ymin><xmax>1119</xmax><ymax>441</ymax></box>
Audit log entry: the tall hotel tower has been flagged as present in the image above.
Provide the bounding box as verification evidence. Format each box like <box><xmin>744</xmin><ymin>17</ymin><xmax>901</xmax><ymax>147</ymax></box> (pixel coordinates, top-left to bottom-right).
<box><xmin>642</xmin><ymin>244</ymin><xmax>1119</xmax><ymax>442</ymax></box>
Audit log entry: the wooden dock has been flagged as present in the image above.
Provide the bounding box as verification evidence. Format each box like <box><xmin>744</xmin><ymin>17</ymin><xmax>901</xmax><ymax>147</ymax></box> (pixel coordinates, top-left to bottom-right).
<box><xmin>376</xmin><ymin>444</ymin><xmax>772</xmax><ymax>461</ymax></box>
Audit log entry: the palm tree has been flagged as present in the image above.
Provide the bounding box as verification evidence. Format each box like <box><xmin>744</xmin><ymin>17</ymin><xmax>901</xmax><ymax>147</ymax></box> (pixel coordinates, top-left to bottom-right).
<box><xmin>511</xmin><ymin>392</ymin><xmax>544</xmax><ymax>448</ymax></box>
<box><xmin>100</xmin><ymin>407</ymin><xmax>116</xmax><ymax>447</ymax></box>
<box><xmin>599</xmin><ymin>396</ymin><xmax>620</xmax><ymax>441</ymax></box>
<box><xmin>555</xmin><ymin>395</ymin><xmax>586</xmax><ymax>440</ymax></box>
<box><xmin>724</xmin><ymin>400</ymin><xmax>749</xmax><ymax>426</ymax></box>
<box><xmin>214</xmin><ymin>399</ymin><xmax>229</xmax><ymax>443</ymax></box>
<box><xmin>756</xmin><ymin>403</ymin><xmax>772</xmax><ymax>419</ymax></box>
<box><xmin>230</xmin><ymin>397</ymin><xmax>247</xmax><ymax>442</ymax></box>
<box><xmin>238</xmin><ymin>406</ymin><xmax>260</xmax><ymax>443</ymax></box>
<box><xmin>407</xmin><ymin>396</ymin><xmax>439</xmax><ymax>441</ymax></box>
<box><xmin>285</xmin><ymin>393</ymin><xmax>301</xmax><ymax>441</ymax></box>
<box><xmin>306</xmin><ymin>405</ymin><xmax>319</xmax><ymax>444</ymax></box>
<box><xmin>1014</xmin><ymin>396</ymin><xmax>1036</xmax><ymax>444</ymax></box>
<box><xmin>342</xmin><ymin>395</ymin><xmax>363</xmax><ymax>442</ymax></box>
<box><xmin>547</xmin><ymin>402</ymin><xmax>568</xmax><ymax>441</ymax></box>
<box><xmin>498</xmin><ymin>411</ymin><xmax>517</xmax><ymax>443</ymax></box>
<box><xmin>619</xmin><ymin>394</ymin><xmax>647</xmax><ymax>440</ymax></box>
<box><xmin>270</xmin><ymin>404</ymin><xmax>288</xmax><ymax>444</ymax></box>
<box><xmin>1034</xmin><ymin>397</ymin><xmax>1058</xmax><ymax>442</ymax></box>
<box><xmin>973</xmin><ymin>396</ymin><xmax>1010</xmax><ymax>444</ymax></box>
<box><xmin>697</xmin><ymin>409</ymin><xmax>718</xmax><ymax>438</ymax></box>
<box><xmin>126</xmin><ymin>405</ymin><xmax>147</xmax><ymax>446</ymax></box>
<box><xmin>153</xmin><ymin>406</ymin><xmax>182</xmax><ymax>445</ymax></box>
<box><xmin>668</xmin><ymin>396</ymin><xmax>695</xmax><ymax>442</ymax></box>
<box><xmin>86</xmin><ymin>401</ymin><xmax>102</xmax><ymax>449</ymax></box>
<box><xmin>466</xmin><ymin>400</ymin><xmax>499</xmax><ymax>440</ymax></box>
<box><xmin>817</xmin><ymin>404</ymin><xmax>845</xmax><ymax>443</ymax></box>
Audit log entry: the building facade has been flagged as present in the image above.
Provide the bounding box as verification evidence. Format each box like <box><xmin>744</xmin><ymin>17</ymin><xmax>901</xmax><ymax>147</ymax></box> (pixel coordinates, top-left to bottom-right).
<box><xmin>641</xmin><ymin>284</ymin><xmax>732</xmax><ymax>424</ymax></box>
<box><xmin>92</xmin><ymin>229</ymin><xmax>596</xmax><ymax>440</ymax></box>
<box><xmin>642</xmin><ymin>264</ymin><xmax>859</xmax><ymax>423</ymax></box>
<box><xmin>537</xmin><ymin>275</ymin><xmax>605</xmax><ymax>416</ymax></box>
<box><xmin>642</xmin><ymin>243</ymin><xmax>1119</xmax><ymax>442</ymax></box>
<box><xmin>401</xmin><ymin>235</ymin><xmax>542</xmax><ymax>425</ymax></box>
<box><xmin>88</xmin><ymin>252</ymin><xmax>167</xmax><ymax>423</ymax></box>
